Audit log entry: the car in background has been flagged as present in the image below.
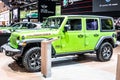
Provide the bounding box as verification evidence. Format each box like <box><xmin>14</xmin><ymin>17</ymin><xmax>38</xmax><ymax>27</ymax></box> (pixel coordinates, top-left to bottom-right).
<box><xmin>0</xmin><ymin>22</ymin><xmax>41</xmax><ymax>31</ymax></box>
<box><xmin>0</xmin><ymin>22</ymin><xmax>41</xmax><ymax>51</ymax></box>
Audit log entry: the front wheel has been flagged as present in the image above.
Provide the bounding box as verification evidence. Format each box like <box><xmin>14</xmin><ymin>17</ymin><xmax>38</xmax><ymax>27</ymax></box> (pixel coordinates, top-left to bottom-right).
<box><xmin>22</xmin><ymin>47</ymin><xmax>41</xmax><ymax>72</ymax></box>
<box><xmin>96</xmin><ymin>42</ymin><xmax>113</xmax><ymax>62</ymax></box>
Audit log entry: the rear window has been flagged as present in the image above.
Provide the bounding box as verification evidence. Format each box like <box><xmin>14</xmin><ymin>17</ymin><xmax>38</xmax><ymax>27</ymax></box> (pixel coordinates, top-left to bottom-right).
<box><xmin>101</xmin><ymin>18</ymin><xmax>113</xmax><ymax>30</ymax></box>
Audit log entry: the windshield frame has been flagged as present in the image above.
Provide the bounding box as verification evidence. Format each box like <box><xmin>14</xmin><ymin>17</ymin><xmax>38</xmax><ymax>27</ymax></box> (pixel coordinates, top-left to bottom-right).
<box><xmin>42</xmin><ymin>17</ymin><xmax>65</xmax><ymax>29</ymax></box>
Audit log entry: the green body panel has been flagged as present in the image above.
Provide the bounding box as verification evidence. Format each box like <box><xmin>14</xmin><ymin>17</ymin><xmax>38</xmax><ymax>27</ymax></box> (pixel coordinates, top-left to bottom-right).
<box><xmin>57</xmin><ymin>31</ymin><xmax>85</xmax><ymax>53</ymax></box>
<box><xmin>54</xmin><ymin>17</ymin><xmax>85</xmax><ymax>54</ymax></box>
<box><xmin>10</xmin><ymin>29</ymin><xmax>59</xmax><ymax>48</ymax></box>
<box><xmin>9</xmin><ymin>15</ymin><xmax>116</xmax><ymax>55</ymax></box>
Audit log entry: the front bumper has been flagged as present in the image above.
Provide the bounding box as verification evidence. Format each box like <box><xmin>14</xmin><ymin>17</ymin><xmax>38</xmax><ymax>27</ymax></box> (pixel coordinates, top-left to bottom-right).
<box><xmin>1</xmin><ymin>43</ymin><xmax>21</xmax><ymax>57</ymax></box>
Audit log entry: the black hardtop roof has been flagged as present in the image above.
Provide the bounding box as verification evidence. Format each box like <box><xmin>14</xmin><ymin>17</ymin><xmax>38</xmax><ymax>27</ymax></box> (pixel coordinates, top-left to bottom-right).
<box><xmin>51</xmin><ymin>15</ymin><xmax>113</xmax><ymax>19</ymax></box>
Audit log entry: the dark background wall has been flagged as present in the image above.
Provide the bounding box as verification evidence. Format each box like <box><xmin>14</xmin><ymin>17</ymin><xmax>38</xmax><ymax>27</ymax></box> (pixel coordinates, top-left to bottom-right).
<box><xmin>61</xmin><ymin>0</ymin><xmax>120</xmax><ymax>17</ymax></box>
<box><xmin>93</xmin><ymin>0</ymin><xmax>120</xmax><ymax>12</ymax></box>
<box><xmin>61</xmin><ymin>0</ymin><xmax>92</xmax><ymax>15</ymax></box>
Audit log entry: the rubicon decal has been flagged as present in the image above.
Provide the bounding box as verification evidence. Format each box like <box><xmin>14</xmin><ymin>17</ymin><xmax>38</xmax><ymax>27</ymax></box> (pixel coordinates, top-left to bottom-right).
<box><xmin>27</xmin><ymin>33</ymin><xmax>51</xmax><ymax>36</ymax></box>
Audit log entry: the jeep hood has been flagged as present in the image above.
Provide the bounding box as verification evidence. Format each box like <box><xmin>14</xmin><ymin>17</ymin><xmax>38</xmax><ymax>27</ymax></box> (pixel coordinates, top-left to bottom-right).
<box><xmin>12</xmin><ymin>28</ymin><xmax>59</xmax><ymax>39</ymax></box>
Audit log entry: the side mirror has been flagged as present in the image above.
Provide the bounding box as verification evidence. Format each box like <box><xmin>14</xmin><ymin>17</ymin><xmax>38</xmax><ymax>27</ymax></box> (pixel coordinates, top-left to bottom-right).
<box><xmin>64</xmin><ymin>25</ymin><xmax>70</xmax><ymax>32</ymax></box>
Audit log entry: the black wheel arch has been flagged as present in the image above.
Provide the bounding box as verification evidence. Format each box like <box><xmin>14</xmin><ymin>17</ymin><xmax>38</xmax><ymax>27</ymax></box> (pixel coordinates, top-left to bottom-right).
<box><xmin>21</xmin><ymin>41</ymin><xmax>56</xmax><ymax>57</ymax></box>
<box><xmin>95</xmin><ymin>36</ymin><xmax>115</xmax><ymax>50</ymax></box>
<box><xmin>22</xmin><ymin>42</ymin><xmax>40</xmax><ymax>56</ymax></box>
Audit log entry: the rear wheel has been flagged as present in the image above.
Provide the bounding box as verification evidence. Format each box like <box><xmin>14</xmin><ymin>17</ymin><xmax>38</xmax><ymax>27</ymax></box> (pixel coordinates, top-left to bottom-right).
<box><xmin>96</xmin><ymin>42</ymin><xmax>113</xmax><ymax>61</ymax></box>
<box><xmin>22</xmin><ymin>47</ymin><xmax>41</xmax><ymax>72</ymax></box>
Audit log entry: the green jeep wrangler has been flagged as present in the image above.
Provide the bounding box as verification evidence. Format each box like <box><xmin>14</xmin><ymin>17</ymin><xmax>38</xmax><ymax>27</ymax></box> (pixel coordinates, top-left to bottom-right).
<box><xmin>2</xmin><ymin>15</ymin><xmax>117</xmax><ymax>72</ymax></box>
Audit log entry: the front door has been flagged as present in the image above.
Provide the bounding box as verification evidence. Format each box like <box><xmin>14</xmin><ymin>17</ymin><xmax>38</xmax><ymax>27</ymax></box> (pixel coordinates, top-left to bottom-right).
<box><xmin>59</xmin><ymin>18</ymin><xmax>85</xmax><ymax>54</ymax></box>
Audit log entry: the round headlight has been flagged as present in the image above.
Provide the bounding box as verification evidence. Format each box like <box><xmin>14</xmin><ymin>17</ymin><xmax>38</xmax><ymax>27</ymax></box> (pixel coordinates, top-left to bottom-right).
<box><xmin>17</xmin><ymin>36</ymin><xmax>20</xmax><ymax>40</ymax></box>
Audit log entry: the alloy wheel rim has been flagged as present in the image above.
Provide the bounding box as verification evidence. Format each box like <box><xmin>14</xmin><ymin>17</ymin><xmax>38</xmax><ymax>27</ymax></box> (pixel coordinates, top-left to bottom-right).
<box><xmin>102</xmin><ymin>46</ymin><xmax>111</xmax><ymax>59</ymax></box>
<box><xmin>29</xmin><ymin>50</ymin><xmax>41</xmax><ymax>69</ymax></box>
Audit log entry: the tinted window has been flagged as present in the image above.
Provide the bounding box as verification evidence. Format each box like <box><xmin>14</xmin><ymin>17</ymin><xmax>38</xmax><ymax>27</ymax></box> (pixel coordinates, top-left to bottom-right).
<box><xmin>101</xmin><ymin>19</ymin><xmax>113</xmax><ymax>30</ymax></box>
<box><xmin>28</xmin><ymin>23</ymin><xmax>36</xmax><ymax>29</ymax></box>
<box><xmin>86</xmin><ymin>19</ymin><xmax>98</xmax><ymax>30</ymax></box>
<box><xmin>19</xmin><ymin>23</ymin><xmax>29</xmax><ymax>29</ymax></box>
<box><xmin>21</xmin><ymin>23</ymin><xmax>27</xmax><ymax>29</ymax></box>
<box><xmin>67</xmin><ymin>19</ymin><xmax>82</xmax><ymax>30</ymax></box>
<box><xmin>12</xmin><ymin>24</ymin><xmax>21</xmax><ymax>28</ymax></box>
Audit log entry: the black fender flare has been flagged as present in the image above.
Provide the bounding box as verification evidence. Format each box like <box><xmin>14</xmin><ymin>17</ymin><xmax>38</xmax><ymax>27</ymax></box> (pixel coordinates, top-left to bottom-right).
<box><xmin>95</xmin><ymin>36</ymin><xmax>115</xmax><ymax>50</ymax></box>
<box><xmin>21</xmin><ymin>38</ymin><xmax>47</xmax><ymax>44</ymax></box>
<box><xmin>19</xmin><ymin>38</ymin><xmax>56</xmax><ymax>56</ymax></box>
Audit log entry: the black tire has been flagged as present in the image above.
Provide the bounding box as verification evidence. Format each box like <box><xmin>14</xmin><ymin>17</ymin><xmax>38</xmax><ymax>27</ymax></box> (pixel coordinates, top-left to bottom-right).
<box><xmin>22</xmin><ymin>47</ymin><xmax>41</xmax><ymax>72</ymax></box>
<box><xmin>96</xmin><ymin>42</ymin><xmax>113</xmax><ymax>62</ymax></box>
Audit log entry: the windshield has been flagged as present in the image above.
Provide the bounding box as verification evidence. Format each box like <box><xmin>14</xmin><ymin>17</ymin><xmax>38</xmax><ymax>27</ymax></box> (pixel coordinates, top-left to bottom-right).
<box><xmin>42</xmin><ymin>17</ymin><xmax>64</xmax><ymax>29</ymax></box>
<box><xmin>12</xmin><ymin>23</ymin><xmax>21</xmax><ymax>28</ymax></box>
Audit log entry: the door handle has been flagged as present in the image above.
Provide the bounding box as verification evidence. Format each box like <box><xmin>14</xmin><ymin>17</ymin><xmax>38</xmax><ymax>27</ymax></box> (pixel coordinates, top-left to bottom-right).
<box><xmin>94</xmin><ymin>34</ymin><xmax>99</xmax><ymax>37</ymax></box>
<box><xmin>78</xmin><ymin>34</ymin><xmax>84</xmax><ymax>38</ymax></box>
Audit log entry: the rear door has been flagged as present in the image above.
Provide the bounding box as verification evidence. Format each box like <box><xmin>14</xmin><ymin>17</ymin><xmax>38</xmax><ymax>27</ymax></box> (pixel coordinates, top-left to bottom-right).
<box><xmin>84</xmin><ymin>18</ymin><xmax>100</xmax><ymax>50</ymax></box>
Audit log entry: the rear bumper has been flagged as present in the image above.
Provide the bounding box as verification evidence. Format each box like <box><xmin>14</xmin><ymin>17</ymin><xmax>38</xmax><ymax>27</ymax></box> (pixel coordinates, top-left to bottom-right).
<box><xmin>1</xmin><ymin>43</ymin><xmax>22</xmax><ymax>57</ymax></box>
